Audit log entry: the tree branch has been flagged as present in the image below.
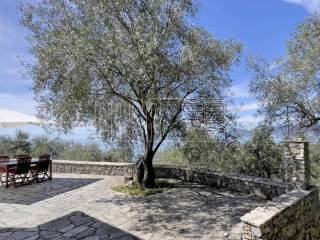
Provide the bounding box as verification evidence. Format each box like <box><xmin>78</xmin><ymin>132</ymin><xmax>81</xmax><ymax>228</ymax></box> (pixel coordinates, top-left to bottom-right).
<box><xmin>153</xmin><ymin>88</ymin><xmax>197</xmax><ymax>153</ymax></box>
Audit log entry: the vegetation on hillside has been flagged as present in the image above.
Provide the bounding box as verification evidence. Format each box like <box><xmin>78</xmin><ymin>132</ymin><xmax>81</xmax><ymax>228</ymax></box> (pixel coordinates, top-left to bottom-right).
<box><xmin>1</xmin><ymin>127</ymin><xmax>320</xmax><ymax>187</ymax></box>
<box><xmin>0</xmin><ymin>130</ymin><xmax>132</xmax><ymax>162</ymax></box>
<box><xmin>155</xmin><ymin>125</ymin><xmax>284</xmax><ymax>179</ymax></box>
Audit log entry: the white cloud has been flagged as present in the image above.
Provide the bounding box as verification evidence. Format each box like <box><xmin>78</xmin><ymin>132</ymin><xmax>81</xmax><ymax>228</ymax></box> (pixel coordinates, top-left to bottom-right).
<box><xmin>0</xmin><ymin>93</ymin><xmax>35</xmax><ymax>115</ymax></box>
<box><xmin>240</xmin><ymin>102</ymin><xmax>258</xmax><ymax>111</ymax></box>
<box><xmin>283</xmin><ymin>0</ymin><xmax>320</xmax><ymax>13</ymax></box>
<box><xmin>230</xmin><ymin>84</ymin><xmax>250</xmax><ymax>98</ymax></box>
<box><xmin>238</xmin><ymin>114</ymin><xmax>263</xmax><ymax>129</ymax></box>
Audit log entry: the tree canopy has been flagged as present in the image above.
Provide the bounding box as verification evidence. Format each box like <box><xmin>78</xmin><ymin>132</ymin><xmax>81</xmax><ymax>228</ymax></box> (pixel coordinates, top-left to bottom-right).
<box><xmin>238</xmin><ymin>125</ymin><xmax>282</xmax><ymax>179</ymax></box>
<box><xmin>21</xmin><ymin>0</ymin><xmax>241</xmax><ymax>187</ymax></box>
<box><xmin>249</xmin><ymin>14</ymin><xmax>320</xmax><ymax>130</ymax></box>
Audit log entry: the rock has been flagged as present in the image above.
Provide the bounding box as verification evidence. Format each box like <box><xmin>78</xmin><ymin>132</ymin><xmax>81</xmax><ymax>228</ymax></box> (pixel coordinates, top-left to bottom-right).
<box><xmin>127</xmin><ymin>180</ymin><xmax>135</xmax><ymax>186</ymax></box>
<box><xmin>124</xmin><ymin>174</ymin><xmax>133</xmax><ymax>184</ymax></box>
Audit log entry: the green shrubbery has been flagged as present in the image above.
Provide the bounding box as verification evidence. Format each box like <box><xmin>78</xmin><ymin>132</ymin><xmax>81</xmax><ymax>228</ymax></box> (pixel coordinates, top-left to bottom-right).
<box><xmin>309</xmin><ymin>142</ymin><xmax>320</xmax><ymax>187</ymax></box>
<box><xmin>2</xmin><ymin>128</ymin><xmax>319</xmax><ymax>186</ymax></box>
<box><xmin>0</xmin><ymin>130</ymin><xmax>131</xmax><ymax>162</ymax></box>
<box><xmin>155</xmin><ymin>125</ymin><xmax>283</xmax><ymax>179</ymax></box>
<box><xmin>0</xmin><ymin>130</ymin><xmax>32</xmax><ymax>156</ymax></box>
<box><xmin>237</xmin><ymin>125</ymin><xmax>283</xmax><ymax>179</ymax></box>
<box><xmin>154</xmin><ymin>127</ymin><xmax>240</xmax><ymax>172</ymax></box>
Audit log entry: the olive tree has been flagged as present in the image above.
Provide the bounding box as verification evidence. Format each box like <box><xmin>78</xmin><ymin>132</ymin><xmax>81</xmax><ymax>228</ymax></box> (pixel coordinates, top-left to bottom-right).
<box><xmin>21</xmin><ymin>0</ymin><xmax>241</xmax><ymax>187</ymax></box>
<box><xmin>249</xmin><ymin>14</ymin><xmax>320</xmax><ymax>130</ymax></box>
<box><xmin>238</xmin><ymin>125</ymin><xmax>282</xmax><ymax>179</ymax></box>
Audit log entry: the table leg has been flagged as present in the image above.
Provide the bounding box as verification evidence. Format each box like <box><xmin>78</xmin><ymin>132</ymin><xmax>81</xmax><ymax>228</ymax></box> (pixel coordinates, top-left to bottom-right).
<box><xmin>5</xmin><ymin>167</ymin><xmax>8</xmax><ymax>188</ymax></box>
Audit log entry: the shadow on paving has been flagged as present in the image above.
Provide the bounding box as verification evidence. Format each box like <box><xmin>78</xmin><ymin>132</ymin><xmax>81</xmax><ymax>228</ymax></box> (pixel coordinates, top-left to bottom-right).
<box><xmin>0</xmin><ymin>178</ymin><xmax>102</xmax><ymax>205</ymax></box>
<box><xmin>0</xmin><ymin>211</ymin><xmax>140</xmax><ymax>240</ymax></box>
<box><xmin>97</xmin><ymin>182</ymin><xmax>266</xmax><ymax>239</ymax></box>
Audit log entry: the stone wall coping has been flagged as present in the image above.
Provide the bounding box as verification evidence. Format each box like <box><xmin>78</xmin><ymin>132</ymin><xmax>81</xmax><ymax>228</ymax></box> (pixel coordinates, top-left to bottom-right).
<box><xmin>52</xmin><ymin>161</ymin><xmax>287</xmax><ymax>189</ymax></box>
<box><xmin>53</xmin><ymin>160</ymin><xmax>136</xmax><ymax>167</ymax></box>
<box><xmin>240</xmin><ymin>189</ymin><xmax>312</xmax><ymax>227</ymax></box>
<box><xmin>155</xmin><ymin>164</ymin><xmax>287</xmax><ymax>188</ymax></box>
<box><xmin>284</xmin><ymin>139</ymin><xmax>309</xmax><ymax>143</ymax></box>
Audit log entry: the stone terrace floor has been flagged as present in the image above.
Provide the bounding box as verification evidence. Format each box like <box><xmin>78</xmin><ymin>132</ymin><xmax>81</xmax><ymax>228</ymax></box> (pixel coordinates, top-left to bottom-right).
<box><xmin>0</xmin><ymin>174</ymin><xmax>266</xmax><ymax>240</ymax></box>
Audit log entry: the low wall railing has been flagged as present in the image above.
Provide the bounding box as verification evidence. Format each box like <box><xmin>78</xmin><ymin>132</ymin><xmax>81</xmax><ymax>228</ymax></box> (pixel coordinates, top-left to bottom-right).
<box><xmin>241</xmin><ymin>189</ymin><xmax>320</xmax><ymax>240</ymax></box>
<box><xmin>52</xmin><ymin>160</ymin><xmax>287</xmax><ymax>199</ymax></box>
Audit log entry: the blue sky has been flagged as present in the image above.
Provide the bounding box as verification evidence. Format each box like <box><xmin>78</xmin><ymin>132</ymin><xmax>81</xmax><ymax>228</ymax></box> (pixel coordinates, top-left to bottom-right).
<box><xmin>0</xmin><ymin>0</ymin><xmax>316</xmax><ymax>142</ymax></box>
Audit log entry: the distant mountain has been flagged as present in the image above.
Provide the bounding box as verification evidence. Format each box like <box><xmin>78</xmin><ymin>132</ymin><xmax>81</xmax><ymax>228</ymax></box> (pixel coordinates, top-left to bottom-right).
<box><xmin>234</xmin><ymin>128</ymin><xmax>252</xmax><ymax>143</ymax></box>
<box><xmin>235</xmin><ymin>124</ymin><xmax>320</xmax><ymax>143</ymax></box>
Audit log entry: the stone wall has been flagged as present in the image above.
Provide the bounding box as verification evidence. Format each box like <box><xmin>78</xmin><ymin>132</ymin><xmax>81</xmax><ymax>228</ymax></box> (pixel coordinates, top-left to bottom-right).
<box><xmin>283</xmin><ymin>138</ymin><xmax>310</xmax><ymax>190</ymax></box>
<box><xmin>154</xmin><ymin>165</ymin><xmax>287</xmax><ymax>199</ymax></box>
<box><xmin>52</xmin><ymin>160</ymin><xmax>287</xmax><ymax>199</ymax></box>
<box><xmin>241</xmin><ymin>189</ymin><xmax>320</xmax><ymax>240</ymax></box>
<box><xmin>52</xmin><ymin>160</ymin><xmax>136</xmax><ymax>176</ymax></box>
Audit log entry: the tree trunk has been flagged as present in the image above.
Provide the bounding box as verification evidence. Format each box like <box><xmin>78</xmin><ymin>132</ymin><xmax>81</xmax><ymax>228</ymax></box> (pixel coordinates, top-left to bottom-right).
<box><xmin>143</xmin><ymin>156</ymin><xmax>156</xmax><ymax>188</ymax></box>
<box><xmin>136</xmin><ymin>157</ymin><xmax>144</xmax><ymax>186</ymax></box>
<box><xmin>135</xmin><ymin>152</ymin><xmax>156</xmax><ymax>188</ymax></box>
<box><xmin>136</xmin><ymin>109</ymin><xmax>156</xmax><ymax>188</ymax></box>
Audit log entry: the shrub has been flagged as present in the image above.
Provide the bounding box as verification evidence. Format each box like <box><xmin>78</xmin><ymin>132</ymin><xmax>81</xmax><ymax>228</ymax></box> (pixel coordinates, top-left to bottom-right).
<box><xmin>237</xmin><ymin>125</ymin><xmax>283</xmax><ymax>179</ymax></box>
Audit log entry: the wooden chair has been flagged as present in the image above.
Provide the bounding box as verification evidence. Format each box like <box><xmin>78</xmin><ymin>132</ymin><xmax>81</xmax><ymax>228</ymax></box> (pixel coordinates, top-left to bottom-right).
<box><xmin>0</xmin><ymin>156</ymin><xmax>9</xmax><ymax>185</ymax></box>
<box><xmin>14</xmin><ymin>155</ymin><xmax>29</xmax><ymax>159</ymax></box>
<box><xmin>0</xmin><ymin>156</ymin><xmax>9</xmax><ymax>162</ymax></box>
<box><xmin>7</xmin><ymin>156</ymin><xmax>32</xmax><ymax>187</ymax></box>
<box><xmin>31</xmin><ymin>155</ymin><xmax>51</xmax><ymax>182</ymax></box>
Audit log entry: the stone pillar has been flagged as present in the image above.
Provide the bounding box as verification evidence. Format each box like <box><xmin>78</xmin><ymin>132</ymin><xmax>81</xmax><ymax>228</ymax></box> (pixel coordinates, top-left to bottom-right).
<box><xmin>283</xmin><ymin>138</ymin><xmax>310</xmax><ymax>190</ymax></box>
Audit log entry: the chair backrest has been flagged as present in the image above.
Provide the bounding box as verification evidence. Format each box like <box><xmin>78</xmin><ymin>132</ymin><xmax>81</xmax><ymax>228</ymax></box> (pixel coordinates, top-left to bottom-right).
<box><xmin>15</xmin><ymin>157</ymin><xmax>32</xmax><ymax>175</ymax></box>
<box><xmin>14</xmin><ymin>155</ymin><xmax>29</xmax><ymax>159</ymax></box>
<box><xmin>37</xmin><ymin>155</ymin><xmax>51</xmax><ymax>172</ymax></box>
<box><xmin>0</xmin><ymin>156</ymin><xmax>9</xmax><ymax>162</ymax></box>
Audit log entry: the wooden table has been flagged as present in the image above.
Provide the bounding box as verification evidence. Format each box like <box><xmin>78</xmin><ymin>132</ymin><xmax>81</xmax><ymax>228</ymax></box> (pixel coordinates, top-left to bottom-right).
<box><xmin>0</xmin><ymin>158</ymin><xmax>52</xmax><ymax>188</ymax></box>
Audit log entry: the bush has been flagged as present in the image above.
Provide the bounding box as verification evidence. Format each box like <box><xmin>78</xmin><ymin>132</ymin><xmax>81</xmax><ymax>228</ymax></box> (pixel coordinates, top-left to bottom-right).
<box><xmin>59</xmin><ymin>142</ymin><xmax>104</xmax><ymax>161</ymax></box>
<box><xmin>237</xmin><ymin>125</ymin><xmax>283</xmax><ymax>179</ymax></box>
<box><xmin>0</xmin><ymin>135</ymin><xmax>14</xmax><ymax>156</ymax></box>
<box><xmin>0</xmin><ymin>130</ymin><xmax>31</xmax><ymax>156</ymax></box>
<box><xmin>0</xmin><ymin>130</ymin><xmax>129</xmax><ymax>162</ymax></box>
<box><xmin>155</xmin><ymin>125</ymin><xmax>283</xmax><ymax>179</ymax></box>
<box><xmin>155</xmin><ymin>127</ymin><xmax>241</xmax><ymax>172</ymax></box>
<box><xmin>309</xmin><ymin>142</ymin><xmax>320</xmax><ymax>187</ymax></box>
<box><xmin>31</xmin><ymin>136</ymin><xmax>64</xmax><ymax>158</ymax></box>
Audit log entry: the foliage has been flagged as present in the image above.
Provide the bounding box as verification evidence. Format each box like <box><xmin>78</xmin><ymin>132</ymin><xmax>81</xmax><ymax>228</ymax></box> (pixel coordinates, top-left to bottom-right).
<box><xmin>155</xmin><ymin>126</ymin><xmax>241</xmax><ymax>172</ymax></box>
<box><xmin>20</xmin><ymin>0</ymin><xmax>241</xmax><ymax>187</ymax></box>
<box><xmin>104</xmin><ymin>138</ymin><xmax>134</xmax><ymax>163</ymax></box>
<box><xmin>112</xmin><ymin>180</ymin><xmax>174</xmax><ymax>196</ymax></box>
<box><xmin>0</xmin><ymin>131</ymin><xmax>131</xmax><ymax>162</ymax></box>
<box><xmin>181</xmin><ymin>127</ymin><xmax>240</xmax><ymax>171</ymax></box>
<box><xmin>249</xmin><ymin>14</ymin><xmax>320</xmax><ymax>129</ymax></box>
<box><xmin>237</xmin><ymin>125</ymin><xmax>283</xmax><ymax>179</ymax></box>
<box><xmin>309</xmin><ymin>142</ymin><xmax>320</xmax><ymax>187</ymax></box>
<box><xmin>154</xmin><ymin>146</ymin><xmax>186</xmax><ymax>166</ymax></box>
<box><xmin>156</xmin><ymin>125</ymin><xmax>284</xmax><ymax>179</ymax></box>
<box><xmin>59</xmin><ymin>141</ymin><xmax>103</xmax><ymax>162</ymax></box>
<box><xmin>0</xmin><ymin>135</ymin><xmax>14</xmax><ymax>156</ymax></box>
<box><xmin>0</xmin><ymin>130</ymin><xmax>31</xmax><ymax>156</ymax></box>
<box><xmin>31</xmin><ymin>135</ymin><xmax>64</xmax><ymax>158</ymax></box>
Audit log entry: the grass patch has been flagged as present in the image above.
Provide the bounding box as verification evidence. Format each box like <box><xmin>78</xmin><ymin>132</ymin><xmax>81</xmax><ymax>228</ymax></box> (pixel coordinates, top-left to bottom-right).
<box><xmin>112</xmin><ymin>179</ymin><xmax>174</xmax><ymax>196</ymax></box>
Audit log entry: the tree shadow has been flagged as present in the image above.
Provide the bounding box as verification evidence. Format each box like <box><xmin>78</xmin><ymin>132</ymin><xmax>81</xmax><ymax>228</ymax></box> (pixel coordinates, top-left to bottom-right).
<box><xmin>0</xmin><ymin>211</ymin><xmax>140</xmax><ymax>240</ymax></box>
<box><xmin>0</xmin><ymin>178</ymin><xmax>103</xmax><ymax>205</ymax></box>
<box><xmin>97</xmin><ymin>182</ymin><xmax>266</xmax><ymax>239</ymax></box>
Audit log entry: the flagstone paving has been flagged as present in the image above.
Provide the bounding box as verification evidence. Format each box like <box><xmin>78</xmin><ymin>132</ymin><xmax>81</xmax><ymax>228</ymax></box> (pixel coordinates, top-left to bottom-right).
<box><xmin>0</xmin><ymin>173</ymin><xmax>266</xmax><ymax>240</ymax></box>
